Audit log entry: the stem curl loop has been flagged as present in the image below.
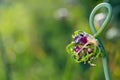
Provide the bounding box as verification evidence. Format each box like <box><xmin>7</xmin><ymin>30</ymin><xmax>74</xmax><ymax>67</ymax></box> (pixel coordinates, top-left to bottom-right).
<box><xmin>89</xmin><ymin>2</ymin><xmax>112</xmax><ymax>37</ymax></box>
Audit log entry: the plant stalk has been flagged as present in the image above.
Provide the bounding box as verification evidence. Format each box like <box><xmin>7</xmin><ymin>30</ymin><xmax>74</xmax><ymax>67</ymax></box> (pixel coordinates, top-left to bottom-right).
<box><xmin>89</xmin><ymin>3</ymin><xmax>112</xmax><ymax>80</ymax></box>
<box><xmin>0</xmin><ymin>33</ymin><xmax>11</xmax><ymax>80</ymax></box>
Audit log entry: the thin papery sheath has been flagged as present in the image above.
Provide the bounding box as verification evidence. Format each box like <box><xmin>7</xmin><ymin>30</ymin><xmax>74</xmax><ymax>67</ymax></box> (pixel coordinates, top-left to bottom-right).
<box><xmin>66</xmin><ymin>30</ymin><xmax>101</xmax><ymax>66</ymax></box>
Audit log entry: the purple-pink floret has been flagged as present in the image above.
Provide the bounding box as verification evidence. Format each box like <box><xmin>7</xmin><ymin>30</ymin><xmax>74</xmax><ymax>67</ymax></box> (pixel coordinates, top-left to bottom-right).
<box><xmin>80</xmin><ymin>36</ymin><xmax>87</xmax><ymax>44</ymax></box>
<box><xmin>74</xmin><ymin>34</ymin><xmax>87</xmax><ymax>44</ymax></box>
<box><xmin>74</xmin><ymin>35</ymin><xmax>82</xmax><ymax>43</ymax></box>
<box><xmin>74</xmin><ymin>46</ymin><xmax>81</xmax><ymax>53</ymax></box>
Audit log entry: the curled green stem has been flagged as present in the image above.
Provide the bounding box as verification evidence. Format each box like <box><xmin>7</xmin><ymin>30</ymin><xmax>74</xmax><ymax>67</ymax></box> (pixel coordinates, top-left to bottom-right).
<box><xmin>89</xmin><ymin>2</ymin><xmax>112</xmax><ymax>37</ymax></box>
<box><xmin>89</xmin><ymin>2</ymin><xmax>112</xmax><ymax>80</ymax></box>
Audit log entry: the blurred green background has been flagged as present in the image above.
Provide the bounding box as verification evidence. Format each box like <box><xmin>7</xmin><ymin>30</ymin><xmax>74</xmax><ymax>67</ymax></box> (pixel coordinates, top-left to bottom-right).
<box><xmin>0</xmin><ymin>0</ymin><xmax>120</xmax><ymax>80</ymax></box>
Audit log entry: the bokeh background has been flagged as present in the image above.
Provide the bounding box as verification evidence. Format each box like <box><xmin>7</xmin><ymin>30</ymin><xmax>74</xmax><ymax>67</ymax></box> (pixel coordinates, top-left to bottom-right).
<box><xmin>0</xmin><ymin>0</ymin><xmax>120</xmax><ymax>80</ymax></box>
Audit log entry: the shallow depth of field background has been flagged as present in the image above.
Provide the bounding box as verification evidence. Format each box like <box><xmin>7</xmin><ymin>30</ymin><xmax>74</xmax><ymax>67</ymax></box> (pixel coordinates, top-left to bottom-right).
<box><xmin>0</xmin><ymin>0</ymin><xmax>120</xmax><ymax>80</ymax></box>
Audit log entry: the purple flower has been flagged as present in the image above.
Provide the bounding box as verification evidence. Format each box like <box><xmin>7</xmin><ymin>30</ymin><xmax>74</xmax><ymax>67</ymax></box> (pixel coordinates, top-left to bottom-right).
<box><xmin>74</xmin><ymin>35</ymin><xmax>82</xmax><ymax>43</ymax></box>
<box><xmin>74</xmin><ymin>46</ymin><xmax>81</xmax><ymax>53</ymax></box>
<box><xmin>66</xmin><ymin>30</ymin><xmax>100</xmax><ymax>65</ymax></box>
<box><xmin>74</xmin><ymin>34</ymin><xmax>87</xmax><ymax>44</ymax></box>
<box><xmin>81</xmin><ymin>36</ymin><xmax>87</xmax><ymax>44</ymax></box>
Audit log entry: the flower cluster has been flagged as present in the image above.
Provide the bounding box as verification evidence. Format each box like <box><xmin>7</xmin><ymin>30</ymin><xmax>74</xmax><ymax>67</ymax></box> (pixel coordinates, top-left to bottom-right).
<box><xmin>66</xmin><ymin>30</ymin><xmax>101</xmax><ymax>66</ymax></box>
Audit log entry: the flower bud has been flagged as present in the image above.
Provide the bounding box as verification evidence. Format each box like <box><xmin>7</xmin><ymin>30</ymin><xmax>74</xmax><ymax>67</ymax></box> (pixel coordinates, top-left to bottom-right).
<box><xmin>66</xmin><ymin>30</ymin><xmax>101</xmax><ymax>65</ymax></box>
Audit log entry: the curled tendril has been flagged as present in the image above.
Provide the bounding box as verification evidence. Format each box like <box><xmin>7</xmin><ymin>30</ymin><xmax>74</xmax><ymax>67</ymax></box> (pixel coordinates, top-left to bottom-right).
<box><xmin>66</xmin><ymin>30</ymin><xmax>101</xmax><ymax>66</ymax></box>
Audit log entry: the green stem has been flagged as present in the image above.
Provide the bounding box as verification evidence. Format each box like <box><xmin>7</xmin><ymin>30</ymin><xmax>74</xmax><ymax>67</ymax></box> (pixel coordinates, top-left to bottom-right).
<box><xmin>63</xmin><ymin>58</ymin><xmax>74</xmax><ymax>80</ymax></box>
<box><xmin>0</xmin><ymin>33</ymin><xmax>11</xmax><ymax>80</ymax></box>
<box><xmin>89</xmin><ymin>3</ymin><xmax>112</xmax><ymax>80</ymax></box>
<box><xmin>89</xmin><ymin>3</ymin><xmax>112</xmax><ymax>37</ymax></box>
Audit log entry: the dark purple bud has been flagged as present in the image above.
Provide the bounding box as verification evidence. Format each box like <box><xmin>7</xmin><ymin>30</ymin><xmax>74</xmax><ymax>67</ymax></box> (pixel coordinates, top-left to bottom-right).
<box><xmin>80</xmin><ymin>36</ymin><xmax>87</xmax><ymax>44</ymax></box>
<box><xmin>74</xmin><ymin>46</ymin><xmax>81</xmax><ymax>53</ymax></box>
